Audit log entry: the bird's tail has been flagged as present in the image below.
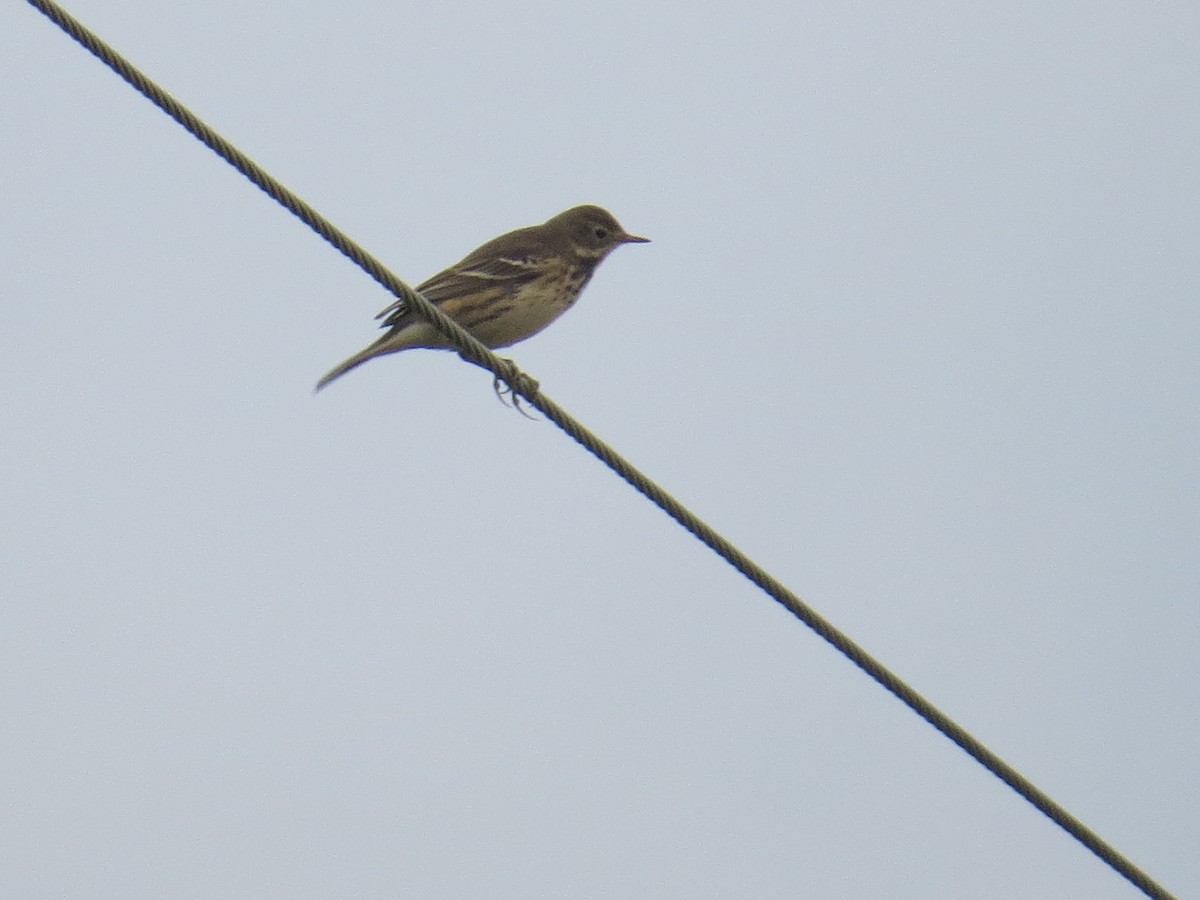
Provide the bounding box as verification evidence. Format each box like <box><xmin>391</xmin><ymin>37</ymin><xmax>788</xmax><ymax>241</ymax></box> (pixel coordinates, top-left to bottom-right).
<box><xmin>314</xmin><ymin>340</ymin><xmax>391</xmax><ymax>392</ymax></box>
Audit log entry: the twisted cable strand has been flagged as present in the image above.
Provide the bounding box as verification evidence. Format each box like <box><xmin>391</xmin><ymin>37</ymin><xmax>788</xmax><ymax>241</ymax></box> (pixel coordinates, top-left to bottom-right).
<box><xmin>23</xmin><ymin>3</ymin><xmax>1176</xmax><ymax>897</ymax></box>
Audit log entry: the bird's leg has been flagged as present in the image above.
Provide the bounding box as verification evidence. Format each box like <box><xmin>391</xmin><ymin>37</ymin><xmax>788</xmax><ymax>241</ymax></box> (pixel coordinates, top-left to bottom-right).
<box><xmin>493</xmin><ymin>359</ymin><xmax>540</xmax><ymax>419</ymax></box>
<box><xmin>458</xmin><ymin>351</ymin><xmax>540</xmax><ymax>417</ymax></box>
<box><xmin>493</xmin><ymin>377</ymin><xmax>537</xmax><ymax>419</ymax></box>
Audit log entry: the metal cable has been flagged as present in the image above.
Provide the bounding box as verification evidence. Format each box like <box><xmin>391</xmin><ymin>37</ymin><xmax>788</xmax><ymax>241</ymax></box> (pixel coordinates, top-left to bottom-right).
<box><xmin>22</xmin><ymin>2</ymin><xmax>1176</xmax><ymax>897</ymax></box>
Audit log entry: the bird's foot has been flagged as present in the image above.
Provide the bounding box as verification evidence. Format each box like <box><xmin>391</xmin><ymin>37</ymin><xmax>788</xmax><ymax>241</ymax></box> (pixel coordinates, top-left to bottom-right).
<box><xmin>493</xmin><ymin>359</ymin><xmax>540</xmax><ymax>419</ymax></box>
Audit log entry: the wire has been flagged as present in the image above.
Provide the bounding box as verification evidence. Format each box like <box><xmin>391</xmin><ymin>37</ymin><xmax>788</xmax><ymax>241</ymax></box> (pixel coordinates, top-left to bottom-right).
<box><xmin>22</xmin><ymin>3</ymin><xmax>1177</xmax><ymax>898</ymax></box>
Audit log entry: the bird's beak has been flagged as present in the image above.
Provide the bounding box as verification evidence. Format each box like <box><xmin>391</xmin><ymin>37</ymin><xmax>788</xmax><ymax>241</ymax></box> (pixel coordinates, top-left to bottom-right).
<box><xmin>621</xmin><ymin>232</ymin><xmax>650</xmax><ymax>244</ymax></box>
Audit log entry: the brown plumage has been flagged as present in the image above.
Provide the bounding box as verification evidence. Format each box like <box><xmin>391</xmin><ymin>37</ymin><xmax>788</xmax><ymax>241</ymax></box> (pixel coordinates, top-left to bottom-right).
<box><xmin>315</xmin><ymin>205</ymin><xmax>648</xmax><ymax>391</ymax></box>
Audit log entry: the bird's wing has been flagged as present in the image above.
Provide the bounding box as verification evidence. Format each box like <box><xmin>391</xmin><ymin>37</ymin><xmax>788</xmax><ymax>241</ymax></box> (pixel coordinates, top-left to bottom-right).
<box><xmin>374</xmin><ymin>230</ymin><xmax>552</xmax><ymax>330</ymax></box>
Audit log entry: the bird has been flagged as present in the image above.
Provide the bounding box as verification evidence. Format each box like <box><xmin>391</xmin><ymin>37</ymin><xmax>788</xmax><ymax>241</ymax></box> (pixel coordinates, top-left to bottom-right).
<box><xmin>315</xmin><ymin>204</ymin><xmax>649</xmax><ymax>393</ymax></box>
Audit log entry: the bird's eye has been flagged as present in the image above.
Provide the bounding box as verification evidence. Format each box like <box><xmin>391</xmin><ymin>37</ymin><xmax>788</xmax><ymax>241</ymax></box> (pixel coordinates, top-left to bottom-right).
<box><xmin>594</xmin><ymin>227</ymin><xmax>609</xmax><ymax>240</ymax></box>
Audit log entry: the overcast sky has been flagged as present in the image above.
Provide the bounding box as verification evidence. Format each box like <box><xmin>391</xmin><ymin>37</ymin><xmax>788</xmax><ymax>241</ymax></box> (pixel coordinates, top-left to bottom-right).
<box><xmin>3</xmin><ymin>2</ymin><xmax>1197</xmax><ymax>897</ymax></box>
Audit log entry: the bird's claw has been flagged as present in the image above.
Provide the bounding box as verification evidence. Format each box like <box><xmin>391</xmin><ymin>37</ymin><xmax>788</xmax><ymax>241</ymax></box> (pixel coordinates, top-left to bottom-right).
<box><xmin>492</xmin><ymin>360</ymin><xmax>540</xmax><ymax>419</ymax></box>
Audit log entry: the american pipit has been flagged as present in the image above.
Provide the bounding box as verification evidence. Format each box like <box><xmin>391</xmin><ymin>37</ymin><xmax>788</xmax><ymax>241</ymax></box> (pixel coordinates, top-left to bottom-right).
<box><xmin>315</xmin><ymin>204</ymin><xmax>648</xmax><ymax>393</ymax></box>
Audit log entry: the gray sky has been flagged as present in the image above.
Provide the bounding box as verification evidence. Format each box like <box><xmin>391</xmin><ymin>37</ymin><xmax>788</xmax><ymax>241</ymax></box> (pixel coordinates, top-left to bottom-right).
<box><xmin>3</xmin><ymin>1</ymin><xmax>1197</xmax><ymax>897</ymax></box>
